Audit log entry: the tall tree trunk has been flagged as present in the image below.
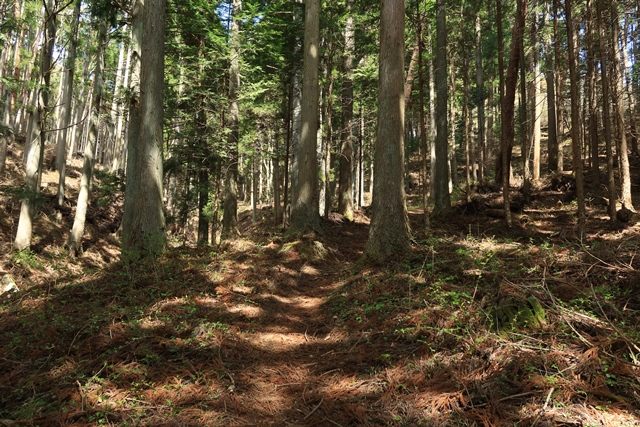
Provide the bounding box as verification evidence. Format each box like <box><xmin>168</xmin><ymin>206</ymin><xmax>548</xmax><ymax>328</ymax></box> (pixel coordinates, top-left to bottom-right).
<box><xmin>520</xmin><ymin>40</ymin><xmax>528</xmax><ymax>183</ymax></box>
<box><xmin>122</xmin><ymin>0</ymin><xmax>167</xmax><ymax>260</ymax></box>
<box><xmin>290</xmin><ymin>0</ymin><xmax>321</xmax><ymax>232</ymax></box>
<box><xmin>251</xmin><ymin>149</ymin><xmax>258</xmax><ymax>222</ymax></box>
<box><xmin>319</xmin><ymin>58</ymin><xmax>328</xmax><ymax>217</ymax></box>
<box><xmin>282</xmin><ymin>72</ymin><xmax>294</xmax><ymax>226</ymax></box>
<box><xmin>545</xmin><ymin>20</ymin><xmax>559</xmax><ymax>173</ymax></box>
<box><xmin>553</xmin><ymin>0</ymin><xmax>565</xmax><ymax>172</ymax></box>
<box><xmin>365</xmin><ymin>0</ymin><xmax>410</xmax><ymax>263</ymax></box>
<box><xmin>495</xmin><ymin>0</ymin><xmax>506</xmax><ymax>183</ymax></box>
<box><xmin>597</xmin><ymin>1</ymin><xmax>618</xmax><ymax>220</ymax></box>
<box><xmin>417</xmin><ymin>4</ymin><xmax>429</xmax><ymax>225</ymax></box>
<box><xmin>620</xmin><ymin>17</ymin><xmax>637</xmax><ymax>156</ymax></box>
<box><xmin>404</xmin><ymin>40</ymin><xmax>420</xmax><ymax>108</ymax></box>
<box><xmin>289</xmin><ymin>69</ymin><xmax>303</xmax><ymax>215</ymax></box>
<box><xmin>14</xmin><ymin>0</ymin><xmax>56</xmax><ymax>251</ymax></box>
<box><xmin>68</xmin><ymin>22</ymin><xmax>107</xmax><ymax>256</ymax></box>
<box><xmin>358</xmin><ymin>108</ymin><xmax>364</xmax><ymax>207</ymax></box>
<box><xmin>476</xmin><ymin>13</ymin><xmax>486</xmax><ymax>184</ymax></box>
<box><xmin>222</xmin><ymin>0</ymin><xmax>242</xmax><ymax>237</ymax></box>
<box><xmin>55</xmin><ymin>0</ymin><xmax>81</xmax><ymax>206</ymax></box>
<box><xmin>608</xmin><ymin>1</ymin><xmax>634</xmax><ymax>210</ymax></box>
<box><xmin>112</xmin><ymin>31</ymin><xmax>132</xmax><ymax>173</ymax></box>
<box><xmin>196</xmin><ymin>101</ymin><xmax>209</xmax><ymax>245</ymax></box>
<box><xmin>463</xmin><ymin>55</ymin><xmax>471</xmax><ymax>196</ymax></box>
<box><xmin>627</xmin><ymin>13</ymin><xmax>640</xmax><ymax>155</ymax></box>
<box><xmin>565</xmin><ymin>0</ymin><xmax>586</xmax><ymax>234</ymax></box>
<box><xmin>4</xmin><ymin>0</ymin><xmax>25</xmax><ymax>128</ymax></box>
<box><xmin>433</xmin><ymin>0</ymin><xmax>450</xmax><ymax>214</ymax></box>
<box><xmin>448</xmin><ymin>62</ymin><xmax>457</xmax><ymax>190</ymax></box>
<box><xmin>106</xmin><ymin>36</ymin><xmax>127</xmax><ymax>169</ymax></box>
<box><xmin>487</xmin><ymin>83</ymin><xmax>495</xmax><ymax>176</ymax></box>
<box><xmin>529</xmin><ymin>5</ymin><xmax>542</xmax><ymax>181</ymax></box>
<box><xmin>501</xmin><ymin>0</ymin><xmax>527</xmax><ymax>226</ymax></box>
<box><xmin>338</xmin><ymin>2</ymin><xmax>355</xmax><ymax>221</ymax></box>
<box><xmin>0</xmin><ymin>132</ymin><xmax>7</xmax><ymax>174</ymax></box>
<box><xmin>197</xmin><ymin>166</ymin><xmax>210</xmax><ymax>245</ymax></box>
<box><xmin>17</xmin><ymin>25</ymin><xmax>43</xmax><ymax>136</ymax></box>
<box><xmin>322</xmin><ymin>48</ymin><xmax>334</xmax><ymax>218</ymax></box>
<box><xmin>273</xmin><ymin>128</ymin><xmax>282</xmax><ymax>225</ymax></box>
<box><xmin>585</xmin><ymin>0</ymin><xmax>600</xmax><ymax>180</ymax></box>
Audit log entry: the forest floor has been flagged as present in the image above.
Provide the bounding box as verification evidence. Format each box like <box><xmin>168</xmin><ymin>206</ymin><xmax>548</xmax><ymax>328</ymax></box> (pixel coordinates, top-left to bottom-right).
<box><xmin>2</xmin><ymin>145</ymin><xmax>640</xmax><ymax>425</ymax></box>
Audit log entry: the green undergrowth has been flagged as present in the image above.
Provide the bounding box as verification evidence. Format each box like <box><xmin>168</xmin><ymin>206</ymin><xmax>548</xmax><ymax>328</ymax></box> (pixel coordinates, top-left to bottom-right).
<box><xmin>327</xmin><ymin>231</ymin><xmax>640</xmax><ymax>418</ymax></box>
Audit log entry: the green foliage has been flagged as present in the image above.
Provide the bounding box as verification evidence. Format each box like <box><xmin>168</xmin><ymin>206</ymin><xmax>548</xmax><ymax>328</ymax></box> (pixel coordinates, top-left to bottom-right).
<box><xmin>0</xmin><ymin>124</ymin><xmax>13</xmax><ymax>137</ymax></box>
<box><xmin>11</xmin><ymin>249</ymin><xmax>42</xmax><ymax>270</ymax></box>
<box><xmin>93</xmin><ymin>170</ymin><xmax>124</xmax><ymax>207</ymax></box>
<box><xmin>493</xmin><ymin>295</ymin><xmax>547</xmax><ymax>331</ymax></box>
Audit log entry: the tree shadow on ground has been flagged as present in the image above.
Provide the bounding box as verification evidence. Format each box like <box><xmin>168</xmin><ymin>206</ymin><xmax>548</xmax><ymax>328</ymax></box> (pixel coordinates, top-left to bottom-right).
<box><xmin>1</xmin><ymin>212</ymin><xmax>640</xmax><ymax>425</ymax></box>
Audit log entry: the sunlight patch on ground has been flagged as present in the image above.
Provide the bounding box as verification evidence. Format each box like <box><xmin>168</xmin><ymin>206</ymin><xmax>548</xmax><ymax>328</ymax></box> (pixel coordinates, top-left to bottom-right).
<box><xmin>458</xmin><ymin>235</ymin><xmax>522</xmax><ymax>254</ymax></box>
<box><xmin>227</xmin><ymin>303</ymin><xmax>263</xmax><ymax>319</ymax></box>
<box><xmin>300</xmin><ymin>264</ymin><xmax>321</xmax><ymax>276</ymax></box>
<box><xmin>243</xmin><ymin>332</ymin><xmax>308</xmax><ymax>351</ymax></box>
<box><xmin>268</xmin><ymin>294</ymin><xmax>325</xmax><ymax>310</ymax></box>
<box><xmin>227</xmin><ymin>238</ymin><xmax>259</xmax><ymax>253</ymax></box>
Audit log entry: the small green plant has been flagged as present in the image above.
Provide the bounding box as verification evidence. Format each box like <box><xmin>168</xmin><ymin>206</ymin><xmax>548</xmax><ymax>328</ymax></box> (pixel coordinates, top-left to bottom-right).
<box><xmin>193</xmin><ymin>321</ymin><xmax>230</xmax><ymax>341</ymax></box>
<box><xmin>141</xmin><ymin>351</ymin><xmax>161</xmax><ymax>366</ymax></box>
<box><xmin>12</xmin><ymin>249</ymin><xmax>42</xmax><ymax>270</ymax></box>
<box><xmin>475</xmin><ymin>250</ymin><xmax>500</xmax><ymax>272</ymax></box>
<box><xmin>593</xmin><ymin>285</ymin><xmax>617</xmax><ymax>302</ymax></box>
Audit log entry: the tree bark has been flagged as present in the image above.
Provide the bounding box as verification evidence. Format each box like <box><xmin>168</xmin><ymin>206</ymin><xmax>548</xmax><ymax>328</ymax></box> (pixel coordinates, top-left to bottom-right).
<box><xmin>585</xmin><ymin>0</ymin><xmax>600</xmax><ymax>180</ymax></box>
<box><xmin>448</xmin><ymin>62</ymin><xmax>457</xmax><ymax>190</ymax></box>
<box><xmin>565</xmin><ymin>0</ymin><xmax>586</xmax><ymax>234</ymax></box>
<box><xmin>197</xmin><ymin>106</ymin><xmax>209</xmax><ymax>245</ymax></box>
<box><xmin>290</xmin><ymin>0</ymin><xmax>321</xmax><ymax>233</ymax></box>
<box><xmin>122</xmin><ymin>0</ymin><xmax>167</xmax><ymax>260</ymax></box>
<box><xmin>282</xmin><ymin>70</ymin><xmax>294</xmax><ymax>226</ymax></box>
<box><xmin>106</xmin><ymin>35</ymin><xmax>126</xmax><ymax>170</ymax></box>
<box><xmin>14</xmin><ymin>0</ymin><xmax>56</xmax><ymax>251</ymax></box>
<box><xmin>273</xmin><ymin>128</ymin><xmax>282</xmax><ymax>225</ymax></box>
<box><xmin>528</xmin><ymin>5</ymin><xmax>542</xmax><ymax>181</ymax></box>
<box><xmin>553</xmin><ymin>0</ymin><xmax>565</xmax><ymax>172</ymax></box>
<box><xmin>433</xmin><ymin>0</ymin><xmax>450</xmax><ymax>214</ymax></box>
<box><xmin>365</xmin><ymin>0</ymin><xmax>411</xmax><ymax>263</ymax></box>
<box><xmin>404</xmin><ymin>40</ymin><xmax>420</xmax><ymax>108</ymax></box>
<box><xmin>417</xmin><ymin>4</ymin><xmax>429</xmax><ymax>226</ymax></box>
<box><xmin>501</xmin><ymin>0</ymin><xmax>527</xmax><ymax>227</ymax></box>
<box><xmin>55</xmin><ymin>0</ymin><xmax>81</xmax><ymax>206</ymax></box>
<box><xmin>0</xmin><ymin>134</ymin><xmax>7</xmax><ymax>174</ymax></box>
<box><xmin>476</xmin><ymin>13</ymin><xmax>486</xmax><ymax>184</ymax></box>
<box><xmin>545</xmin><ymin>24</ymin><xmax>559</xmax><ymax>173</ymax></box>
<box><xmin>596</xmin><ymin>1</ymin><xmax>618</xmax><ymax>220</ymax></box>
<box><xmin>251</xmin><ymin>149</ymin><xmax>258</xmax><ymax>222</ymax></box>
<box><xmin>608</xmin><ymin>1</ymin><xmax>634</xmax><ymax>210</ymax></box>
<box><xmin>495</xmin><ymin>0</ymin><xmax>506</xmax><ymax>183</ymax></box>
<box><xmin>322</xmin><ymin>46</ymin><xmax>334</xmax><ymax>218</ymax></box>
<box><xmin>463</xmin><ymin>55</ymin><xmax>471</xmax><ymax>195</ymax></box>
<box><xmin>68</xmin><ymin>21</ymin><xmax>107</xmax><ymax>256</ymax></box>
<box><xmin>197</xmin><ymin>167</ymin><xmax>210</xmax><ymax>245</ymax></box>
<box><xmin>338</xmin><ymin>2</ymin><xmax>355</xmax><ymax>221</ymax></box>
<box><xmin>222</xmin><ymin>0</ymin><xmax>242</xmax><ymax>237</ymax></box>
<box><xmin>112</xmin><ymin>31</ymin><xmax>132</xmax><ymax>173</ymax></box>
<box><xmin>520</xmin><ymin>40</ymin><xmax>528</xmax><ymax>183</ymax></box>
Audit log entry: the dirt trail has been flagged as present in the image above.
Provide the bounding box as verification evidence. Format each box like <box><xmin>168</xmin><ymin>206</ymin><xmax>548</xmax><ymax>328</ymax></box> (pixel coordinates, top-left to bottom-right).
<box><xmin>209</xmin><ymin>217</ymin><xmax>380</xmax><ymax>425</ymax></box>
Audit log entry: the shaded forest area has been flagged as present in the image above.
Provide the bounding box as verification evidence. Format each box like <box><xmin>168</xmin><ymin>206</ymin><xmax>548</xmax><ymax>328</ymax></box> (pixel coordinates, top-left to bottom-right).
<box><xmin>1</xmin><ymin>0</ymin><xmax>640</xmax><ymax>425</ymax></box>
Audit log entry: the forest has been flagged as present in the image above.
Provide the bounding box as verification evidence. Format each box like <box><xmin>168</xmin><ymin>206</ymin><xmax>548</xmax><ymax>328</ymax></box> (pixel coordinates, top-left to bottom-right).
<box><xmin>1</xmin><ymin>0</ymin><xmax>640</xmax><ymax>424</ymax></box>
